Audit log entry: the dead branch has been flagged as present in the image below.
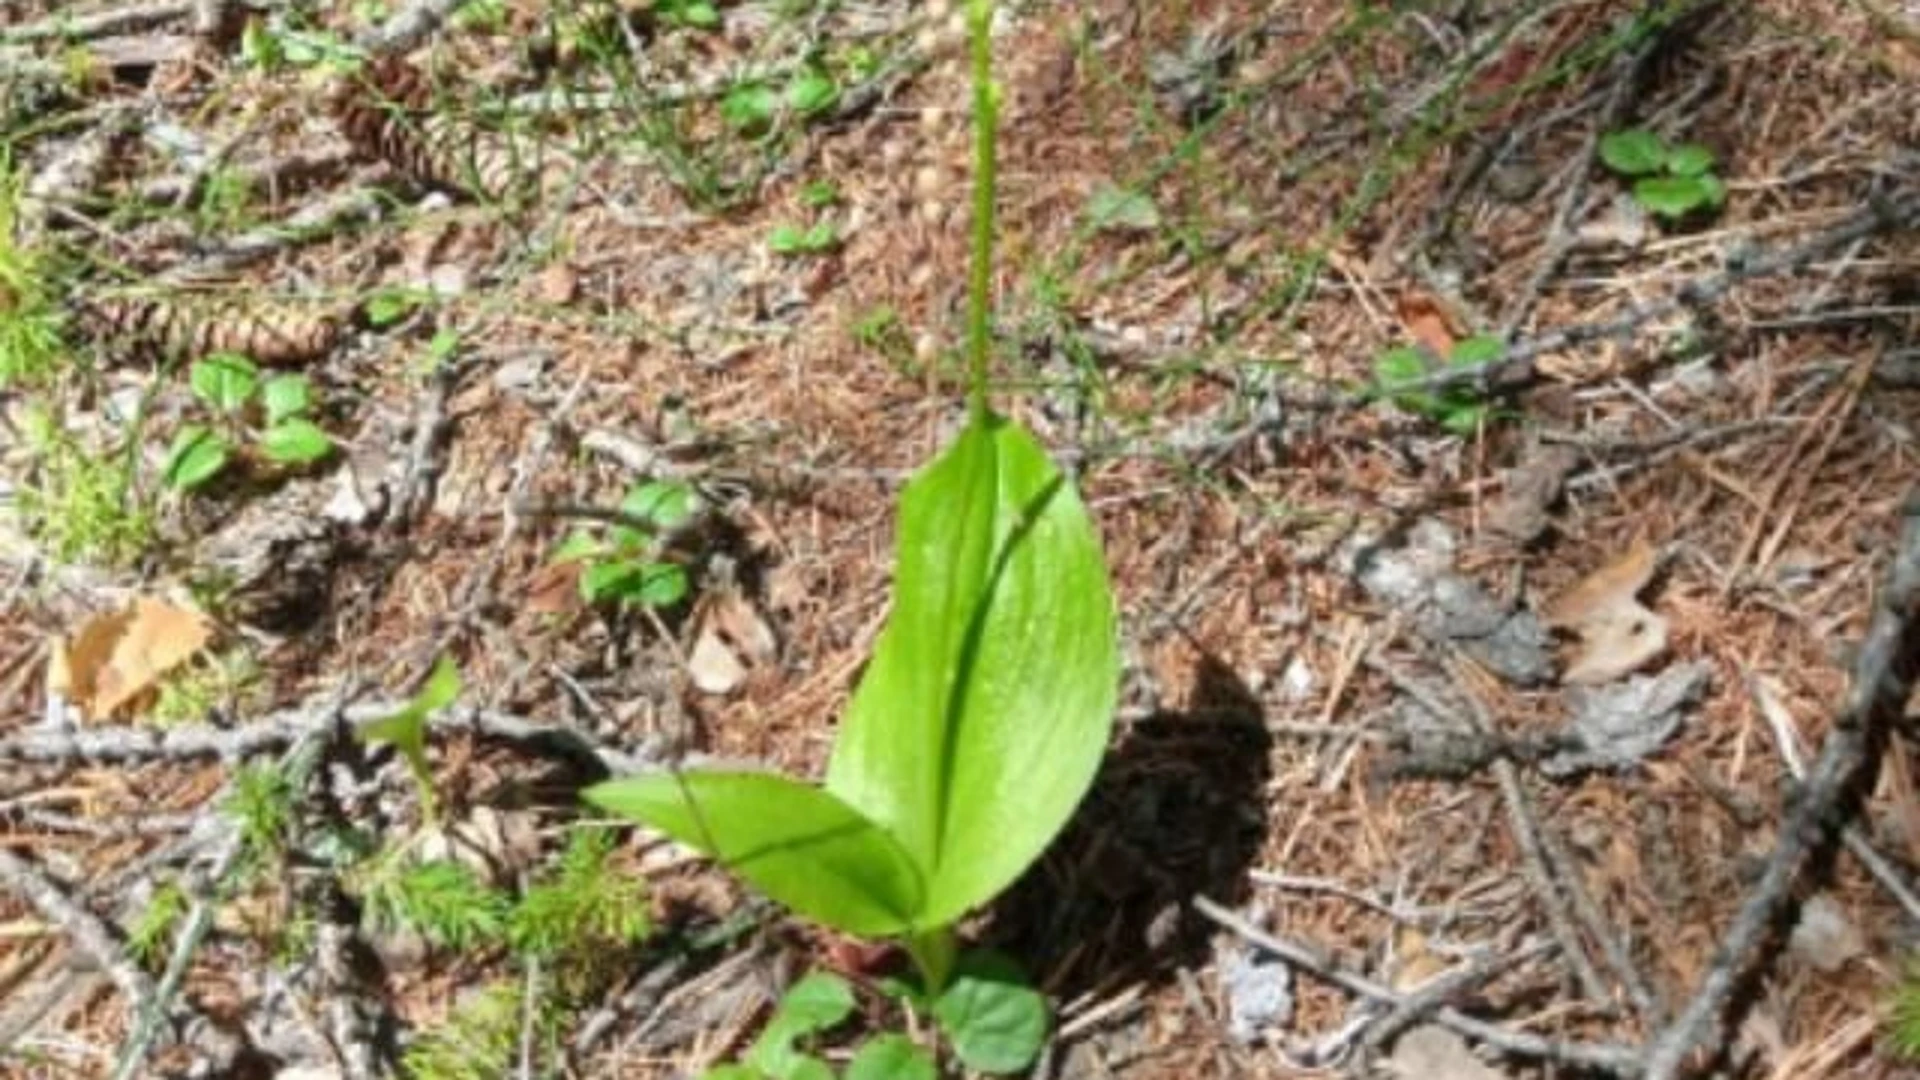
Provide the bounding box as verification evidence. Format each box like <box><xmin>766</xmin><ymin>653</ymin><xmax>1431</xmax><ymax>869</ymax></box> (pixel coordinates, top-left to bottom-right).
<box><xmin>1643</xmin><ymin>488</ymin><xmax>1920</xmax><ymax>1078</ymax></box>
<box><xmin>1</xmin><ymin>0</ymin><xmax>193</xmax><ymax>44</ymax></box>
<box><xmin>1192</xmin><ymin>895</ymin><xmax>1643</xmax><ymax>1075</ymax></box>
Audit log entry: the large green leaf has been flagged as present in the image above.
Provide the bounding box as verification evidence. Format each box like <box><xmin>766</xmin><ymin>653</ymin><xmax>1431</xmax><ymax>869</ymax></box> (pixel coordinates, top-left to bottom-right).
<box><xmin>583</xmin><ymin>772</ymin><xmax>924</xmax><ymax>937</ymax></box>
<box><xmin>824</xmin><ymin>417</ymin><xmax>1118</xmax><ymax>929</ymax></box>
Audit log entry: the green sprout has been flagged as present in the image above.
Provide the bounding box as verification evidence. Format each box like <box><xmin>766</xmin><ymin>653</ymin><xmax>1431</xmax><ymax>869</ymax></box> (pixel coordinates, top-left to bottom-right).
<box><xmin>1599</xmin><ymin>128</ymin><xmax>1726</xmax><ymax>221</ymax></box>
<box><xmin>357</xmin><ymin>656</ymin><xmax>462</xmax><ymax>824</ymax></box>
<box><xmin>1370</xmin><ymin>333</ymin><xmax>1504</xmax><ymax>435</ymax></box>
<box><xmin>162</xmin><ymin>353</ymin><xmax>335</xmax><ymax>492</ymax></box>
<box><xmin>550</xmin><ymin>479</ymin><xmax>697</xmax><ymax>610</ymax></box>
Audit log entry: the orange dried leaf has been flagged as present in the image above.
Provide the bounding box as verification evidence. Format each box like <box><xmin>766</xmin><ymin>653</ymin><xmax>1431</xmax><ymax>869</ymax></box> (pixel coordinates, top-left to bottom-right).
<box><xmin>1547</xmin><ymin>543</ymin><xmax>1667</xmax><ymax>685</ymax></box>
<box><xmin>1394</xmin><ymin>292</ymin><xmax>1460</xmax><ymax>358</ymax></box>
<box><xmin>58</xmin><ymin>598</ymin><xmax>212</xmax><ymax>718</ymax></box>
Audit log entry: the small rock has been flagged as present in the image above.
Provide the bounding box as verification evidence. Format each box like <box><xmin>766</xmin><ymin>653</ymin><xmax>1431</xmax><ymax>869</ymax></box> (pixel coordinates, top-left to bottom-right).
<box><xmin>1544</xmin><ymin>661</ymin><xmax>1711</xmax><ymax>776</ymax></box>
<box><xmin>1216</xmin><ymin>940</ymin><xmax>1292</xmax><ymax>1045</ymax></box>
<box><xmin>1788</xmin><ymin>893</ymin><xmax>1865</xmax><ymax>973</ymax></box>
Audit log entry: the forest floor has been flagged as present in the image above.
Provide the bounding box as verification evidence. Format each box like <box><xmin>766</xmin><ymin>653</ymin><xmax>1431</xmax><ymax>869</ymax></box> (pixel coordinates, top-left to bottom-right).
<box><xmin>3</xmin><ymin>0</ymin><xmax>1920</xmax><ymax>1077</ymax></box>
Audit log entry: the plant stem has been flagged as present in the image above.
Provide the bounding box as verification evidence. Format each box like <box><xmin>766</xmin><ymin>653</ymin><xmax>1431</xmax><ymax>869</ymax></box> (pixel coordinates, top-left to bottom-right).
<box><xmin>964</xmin><ymin>0</ymin><xmax>999</xmax><ymax>428</ymax></box>
<box><xmin>906</xmin><ymin>925</ymin><xmax>958</xmax><ymax>994</ymax></box>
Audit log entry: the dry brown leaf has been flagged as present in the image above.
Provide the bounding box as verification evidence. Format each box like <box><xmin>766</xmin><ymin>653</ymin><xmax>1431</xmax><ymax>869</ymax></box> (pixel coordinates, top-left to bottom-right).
<box><xmin>1547</xmin><ymin>542</ymin><xmax>1667</xmax><ymax>685</ymax></box>
<box><xmin>1395</xmin><ymin>292</ymin><xmax>1461</xmax><ymax>358</ymax></box>
<box><xmin>686</xmin><ymin>589</ymin><xmax>778</xmax><ymax>696</ymax></box>
<box><xmin>55</xmin><ymin>598</ymin><xmax>211</xmax><ymax>718</ymax></box>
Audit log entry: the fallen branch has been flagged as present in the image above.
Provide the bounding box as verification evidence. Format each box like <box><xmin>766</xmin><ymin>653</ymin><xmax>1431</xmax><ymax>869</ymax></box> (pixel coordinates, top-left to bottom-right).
<box><xmin>1</xmin><ymin>0</ymin><xmax>192</xmax><ymax>44</ymax></box>
<box><xmin>1192</xmin><ymin>895</ymin><xmax>1642</xmax><ymax>1075</ymax></box>
<box><xmin>0</xmin><ymin>847</ymin><xmax>155</xmax><ymax>1014</ymax></box>
<box><xmin>0</xmin><ymin>701</ymin><xmax>670</xmax><ymax>778</ymax></box>
<box><xmin>1643</xmin><ymin>488</ymin><xmax>1920</xmax><ymax>1078</ymax></box>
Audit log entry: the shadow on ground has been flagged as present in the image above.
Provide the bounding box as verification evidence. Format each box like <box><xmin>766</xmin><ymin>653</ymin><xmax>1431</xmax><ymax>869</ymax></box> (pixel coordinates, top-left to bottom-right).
<box><xmin>988</xmin><ymin>651</ymin><xmax>1272</xmax><ymax>1000</ymax></box>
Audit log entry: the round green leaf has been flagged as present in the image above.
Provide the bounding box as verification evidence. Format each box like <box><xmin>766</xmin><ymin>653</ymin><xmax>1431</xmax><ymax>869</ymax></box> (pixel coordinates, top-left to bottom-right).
<box><xmin>162</xmin><ymin>425</ymin><xmax>232</xmax><ymax>490</ymax></box>
<box><xmin>551</xmin><ymin>530</ymin><xmax>606</xmax><ymax>564</ymax></box>
<box><xmin>749</xmin><ymin>972</ymin><xmax>858</xmax><ymax>1079</ymax></box>
<box><xmin>722</xmin><ymin>82</ymin><xmax>778</xmax><ymax>132</ymax></box>
<box><xmin>1666</xmin><ymin>143</ymin><xmax>1715</xmax><ymax>178</ymax></box>
<box><xmin>622</xmin><ymin>479</ymin><xmax>697</xmax><ymax>530</ymax></box>
<box><xmin>845</xmin><ymin>1034</ymin><xmax>936</xmax><ymax>1080</ymax></box>
<box><xmin>1447</xmin><ymin>334</ymin><xmax>1503</xmax><ymax>366</ymax></box>
<box><xmin>786</xmin><ymin>70</ymin><xmax>840</xmax><ymax>115</ymax></box>
<box><xmin>190</xmin><ymin>353</ymin><xmax>259</xmax><ymax>413</ymax></box>
<box><xmin>769</xmin><ymin>224</ymin><xmax>810</xmax><ymax>254</ymax></box>
<box><xmin>363</xmin><ymin>288</ymin><xmax>420</xmax><ymax>328</ymax></box>
<box><xmin>1634</xmin><ymin>175</ymin><xmax>1718</xmax><ymax>220</ymax></box>
<box><xmin>260</xmin><ymin>374</ymin><xmax>314</xmax><ymax>425</ymax></box>
<box><xmin>1599</xmin><ymin>128</ymin><xmax>1666</xmax><ymax>176</ymax></box>
<box><xmin>583</xmin><ymin>561</ymin><xmax>687</xmax><ymax>608</ymax></box>
<box><xmin>258</xmin><ymin>419</ymin><xmax>334</xmax><ymax>465</ymax></box>
<box><xmin>932</xmin><ymin>951</ymin><xmax>1049</xmax><ymax>1075</ymax></box>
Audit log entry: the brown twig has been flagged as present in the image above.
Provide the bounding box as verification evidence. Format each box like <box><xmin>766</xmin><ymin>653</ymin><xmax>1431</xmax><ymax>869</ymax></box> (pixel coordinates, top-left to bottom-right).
<box><xmin>1643</xmin><ymin>488</ymin><xmax>1920</xmax><ymax>1078</ymax></box>
<box><xmin>1</xmin><ymin>0</ymin><xmax>192</xmax><ymax>44</ymax></box>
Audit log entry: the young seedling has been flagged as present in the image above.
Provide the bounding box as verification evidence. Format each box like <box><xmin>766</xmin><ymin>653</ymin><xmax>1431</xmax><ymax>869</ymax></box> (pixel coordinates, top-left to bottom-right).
<box><xmin>1370</xmin><ymin>333</ymin><xmax>1504</xmax><ymax>435</ymax></box>
<box><xmin>357</xmin><ymin>656</ymin><xmax>462</xmax><ymax>823</ymax></box>
<box><xmin>550</xmin><ymin>479</ymin><xmax>698</xmax><ymax>609</ymax></box>
<box><xmin>768</xmin><ymin>220</ymin><xmax>841</xmax><ymax>256</ymax></box>
<box><xmin>1598</xmin><ymin>128</ymin><xmax>1726</xmax><ymax>222</ymax></box>
<box><xmin>587</xmin><ymin>1</ymin><xmax>1119</xmax><ymax>1072</ymax></box>
<box><xmin>161</xmin><ymin>353</ymin><xmax>334</xmax><ymax>491</ymax></box>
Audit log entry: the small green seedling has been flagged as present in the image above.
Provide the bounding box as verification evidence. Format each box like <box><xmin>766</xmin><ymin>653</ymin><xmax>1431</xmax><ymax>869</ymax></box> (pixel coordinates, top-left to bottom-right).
<box><xmin>357</xmin><ymin>656</ymin><xmax>462</xmax><ymax>823</ymax></box>
<box><xmin>1371</xmin><ymin>333</ymin><xmax>1503</xmax><ymax>435</ymax></box>
<box><xmin>1891</xmin><ymin>963</ymin><xmax>1920</xmax><ymax>1060</ymax></box>
<box><xmin>800</xmin><ymin>180</ymin><xmax>841</xmax><ymax>209</ymax></box>
<box><xmin>1599</xmin><ymin>128</ymin><xmax>1726</xmax><ymax>221</ymax></box>
<box><xmin>786</xmin><ymin>66</ymin><xmax>840</xmax><ymax>117</ymax></box>
<box><xmin>162</xmin><ymin>353</ymin><xmax>334</xmax><ymax>491</ymax></box>
<box><xmin>702</xmin><ymin>973</ymin><xmax>939</xmax><ymax>1080</ymax></box>
<box><xmin>128</xmin><ymin>879</ymin><xmax>190</xmax><ymax>969</ymax></box>
<box><xmin>1084</xmin><ymin>183</ymin><xmax>1161</xmax><ymax>234</ymax></box>
<box><xmin>656</xmin><ymin>0</ymin><xmax>720</xmax><ymax>29</ymax></box>
<box><xmin>363</xmin><ymin>286</ymin><xmax>428</xmax><ymax>329</ymax></box>
<box><xmin>587</xmin><ymin>3</ymin><xmax>1118</xmax><ymax>1074</ymax></box>
<box><xmin>551</xmin><ymin>479</ymin><xmax>697</xmax><ymax>609</ymax></box>
<box><xmin>768</xmin><ymin>220</ymin><xmax>841</xmax><ymax>256</ymax></box>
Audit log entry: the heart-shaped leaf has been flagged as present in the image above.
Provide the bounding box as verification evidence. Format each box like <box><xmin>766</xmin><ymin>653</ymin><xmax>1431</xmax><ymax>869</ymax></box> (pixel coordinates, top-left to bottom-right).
<box><xmin>258</xmin><ymin>419</ymin><xmax>333</xmax><ymax>465</ymax></box>
<box><xmin>190</xmin><ymin>353</ymin><xmax>259</xmax><ymax>413</ymax></box>
<box><xmin>1599</xmin><ymin>128</ymin><xmax>1666</xmax><ymax>176</ymax></box>
<box><xmin>162</xmin><ymin>426</ymin><xmax>232</xmax><ymax>490</ymax></box>
<box><xmin>584</xmin><ymin>772</ymin><xmax>924</xmax><ymax>937</ymax></box>
<box><xmin>746</xmin><ymin>972</ymin><xmax>857</xmax><ymax>1080</ymax></box>
<box><xmin>1665</xmin><ymin>143</ymin><xmax>1716</xmax><ymax>178</ymax></box>
<box><xmin>1634</xmin><ymin>175</ymin><xmax>1720</xmax><ymax>220</ymax></box>
<box><xmin>824</xmin><ymin>417</ymin><xmax>1118</xmax><ymax>929</ymax></box>
<box><xmin>260</xmin><ymin>374</ymin><xmax>314</xmax><ymax>425</ymax></box>
<box><xmin>845</xmin><ymin>1034</ymin><xmax>937</xmax><ymax>1080</ymax></box>
<box><xmin>932</xmin><ymin>950</ymin><xmax>1049</xmax><ymax>1075</ymax></box>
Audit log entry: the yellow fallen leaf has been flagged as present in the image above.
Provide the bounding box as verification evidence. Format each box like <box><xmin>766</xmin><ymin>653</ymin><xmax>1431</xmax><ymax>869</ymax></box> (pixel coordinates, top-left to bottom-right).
<box><xmin>58</xmin><ymin>597</ymin><xmax>212</xmax><ymax>719</ymax></box>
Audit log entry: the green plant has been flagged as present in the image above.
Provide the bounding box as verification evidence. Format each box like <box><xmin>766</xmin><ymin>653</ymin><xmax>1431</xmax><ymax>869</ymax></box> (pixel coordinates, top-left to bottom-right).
<box><xmin>358</xmin><ymin>851</ymin><xmax>508</xmax><ymax>952</ymax></box>
<box><xmin>768</xmin><ymin>220</ymin><xmax>841</xmax><ymax>256</ymax></box>
<box><xmin>357</xmin><ymin>656</ymin><xmax>462</xmax><ymax>823</ymax></box>
<box><xmin>655</xmin><ymin>0</ymin><xmax>720</xmax><ymax>30</ymax></box>
<box><xmin>550</xmin><ymin>480</ymin><xmax>697</xmax><ymax>609</ymax></box>
<box><xmin>228</xmin><ymin>760</ymin><xmax>296</xmax><ymax>871</ymax></box>
<box><xmin>586</xmin><ymin>2</ymin><xmax>1118</xmax><ymax>1072</ymax></box>
<box><xmin>151</xmin><ymin>648</ymin><xmax>262</xmax><ymax>726</ymax></box>
<box><xmin>0</xmin><ymin>162</ymin><xmax>69</xmax><ymax>388</ymax></box>
<box><xmin>851</xmin><ymin>305</ymin><xmax>913</xmax><ymax>368</ymax></box>
<box><xmin>15</xmin><ymin>408</ymin><xmax>153</xmax><ymax>565</ymax></box>
<box><xmin>128</xmin><ymin>879</ymin><xmax>190</xmax><ymax>970</ymax></box>
<box><xmin>507</xmin><ymin>827</ymin><xmax>650</xmax><ymax>960</ymax></box>
<box><xmin>161</xmin><ymin>353</ymin><xmax>335</xmax><ymax>491</ymax></box>
<box><xmin>1599</xmin><ymin>127</ymin><xmax>1725</xmax><ymax>221</ymax></box>
<box><xmin>1891</xmin><ymin>966</ymin><xmax>1920</xmax><ymax>1059</ymax></box>
<box><xmin>402</xmin><ymin>980</ymin><xmax>562</xmax><ymax>1080</ymax></box>
<box><xmin>1370</xmin><ymin>333</ymin><xmax>1503</xmax><ymax>435</ymax></box>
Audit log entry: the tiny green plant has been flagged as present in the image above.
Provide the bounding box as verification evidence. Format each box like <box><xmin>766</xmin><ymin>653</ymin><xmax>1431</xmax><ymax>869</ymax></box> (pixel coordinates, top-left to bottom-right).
<box><xmin>655</xmin><ymin>0</ymin><xmax>720</xmax><ymax>30</ymax></box>
<box><xmin>1598</xmin><ymin>128</ymin><xmax>1726</xmax><ymax>221</ymax></box>
<box><xmin>358</xmin><ymin>854</ymin><xmax>508</xmax><ymax>952</ymax></box>
<box><xmin>227</xmin><ymin>760</ymin><xmax>296</xmax><ymax>872</ymax></box>
<box><xmin>586</xmin><ymin>1</ymin><xmax>1119</xmax><ymax>1073</ymax></box>
<box><xmin>768</xmin><ymin>220</ymin><xmax>841</xmax><ymax>256</ymax></box>
<box><xmin>16</xmin><ymin>407</ymin><xmax>153</xmax><ymax>565</ymax></box>
<box><xmin>507</xmin><ymin>827</ymin><xmax>650</xmax><ymax>962</ymax></box>
<box><xmin>127</xmin><ymin>878</ymin><xmax>190</xmax><ymax>970</ymax></box>
<box><xmin>0</xmin><ymin>160</ymin><xmax>69</xmax><ymax>389</ymax></box>
<box><xmin>1891</xmin><ymin>965</ymin><xmax>1920</xmax><ymax>1059</ymax></box>
<box><xmin>1370</xmin><ymin>333</ymin><xmax>1503</xmax><ymax>435</ymax></box>
<box><xmin>402</xmin><ymin>980</ymin><xmax>563</xmax><ymax>1080</ymax></box>
<box><xmin>550</xmin><ymin>480</ymin><xmax>697</xmax><ymax>609</ymax></box>
<box><xmin>357</xmin><ymin>656</ymin><xmax>462</xmax><ymax>824</ymax></box>
<box><xmin>162</xmin><ymin>353</ymin><xmax>335</xmax><ymax>491</ymax></box>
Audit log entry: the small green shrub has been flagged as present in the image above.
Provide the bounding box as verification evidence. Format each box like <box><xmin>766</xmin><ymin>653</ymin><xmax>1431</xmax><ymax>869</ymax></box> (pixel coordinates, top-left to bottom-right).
<box><xmin>15</xmin><ymin>408</ymin><xmax>153</xmax><ymax>566</ymax></box>
<box><xmin>1370</xmin><ymin>333</ymin><xmax>1504</xmax><ymax>434</ymax></box>
<box><xmin>162</xmin><ymin>353</ymin><xmax>334</xmax><ymax>491</ymax></box>
<box><xmin>127</xmin><ymin>879</ymin><xmax>190</xmax><ymax>970</ymax></box>
<box><xmin>1599</xmin><ymin>128</ymin><xmax>1725</xmax><ymax>221</ymax></box>
<box><xmin>358</xmin><ymin>855</ymin><xmax>509</xmax><ymax>952</ymax></box>
<box><xmin>507</xmin><ymin>827</ymin><xmax>650</xmax><ymax>961</ymax></box>
<box><xmin>550</xmin><ymin>480</ymin><xmax>697</xmax><ymax>609</ymax></box>
<box><xmin>1890</xmin><ymin>965</ymin><xmax>1920</xmax><ymax>1059</ymax></box>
